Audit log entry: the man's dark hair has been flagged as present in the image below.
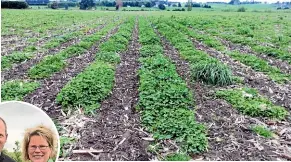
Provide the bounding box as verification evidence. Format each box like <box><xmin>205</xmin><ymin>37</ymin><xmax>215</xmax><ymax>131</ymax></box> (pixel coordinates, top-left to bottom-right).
<box><xmin>0</xmin><ymin>117</ymin><xmax>7</xmax><ymax>135</ymax></box>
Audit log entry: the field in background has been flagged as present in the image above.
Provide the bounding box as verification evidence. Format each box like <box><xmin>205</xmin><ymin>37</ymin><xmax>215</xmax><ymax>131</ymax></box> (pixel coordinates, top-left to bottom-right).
<box><xmin>1</xmin><ymin>9</ymin><xmax>291</xmax><ymax>161</ymax></box>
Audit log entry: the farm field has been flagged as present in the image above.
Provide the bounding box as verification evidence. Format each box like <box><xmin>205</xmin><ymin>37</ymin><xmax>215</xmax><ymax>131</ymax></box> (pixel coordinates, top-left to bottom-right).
<box><xmin>1</xmin><ymin>9</ymin><xmax>291</xmax><ymax>161</ymax></box>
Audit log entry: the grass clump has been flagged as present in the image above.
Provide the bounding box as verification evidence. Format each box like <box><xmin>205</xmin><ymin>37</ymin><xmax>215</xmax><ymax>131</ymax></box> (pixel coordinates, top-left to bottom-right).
<box><xmin>251</xmin><ymin>125</ymin><xmax>273</xmax><ymax>138</ymax></box>
<box><xmin>216</xmin><ymin>87</ymin><xmax>289</xmax><ymax>119</ymax></box>
<box><xmin>192</xmin><ymin>61</ymin><xmax>233</xmax><ymax>86</ymax></box>
<box><xmin>1</xmin><ymin>80</ymin><xmax>40</xmax><ymax>101</ymax></box>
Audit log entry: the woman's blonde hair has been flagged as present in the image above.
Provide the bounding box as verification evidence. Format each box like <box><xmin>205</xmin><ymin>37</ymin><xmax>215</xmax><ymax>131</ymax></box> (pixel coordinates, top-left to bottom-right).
<box><xmin>22</xmin><ymin>125</ymin><xmax>58</xmax><ymax>161</ymax></box>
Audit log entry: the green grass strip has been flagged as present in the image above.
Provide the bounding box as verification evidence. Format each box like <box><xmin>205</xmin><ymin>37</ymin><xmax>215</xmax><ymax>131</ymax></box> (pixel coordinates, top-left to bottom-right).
<box><xmin>228</xmin><ymin>51</ymin><xmax>291</xmax><ymax>83</ymax></box>
<box><xmin>216</xmin><ymin>87</ymin><xmax>289</xmax><ymax>120</ymax></box>
<box><xmin>1</xmin><ymin>80</ymin><xmax>40</xmax><ymax>101</ymax></box>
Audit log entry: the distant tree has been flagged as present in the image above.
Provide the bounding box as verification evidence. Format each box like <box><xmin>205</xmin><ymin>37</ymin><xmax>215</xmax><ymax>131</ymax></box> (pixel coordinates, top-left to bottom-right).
<box><xmin>178</xmin><ymin>2</ymin><xmax>181</xmax><ymax>7</ymax></box>
<box><xmin>79</xmin><ymin>0</ymin><xmax>94</xmax><ymax>9</ymax></box>
<box><xmin>187</xmin><ymin>0</ymin><xmax>192</xmax><ymax>11</ymax></box>
<box><xmin>145</xmin><ymin>1</ymin><xmax>151</xmax><ymax>7</ymax></box>
<box><xmin>158</xmin><ymin>3</ymin><xmax>166</xmax><ymax>10</ymax></box>
<box><xmin>229</xmin><ymin>0</ymin><xmax>240</xmax><ymax>5</ymax></box>
<box><xmin>237</xmin><ymin>6</ymin><xmax>246</xmax><ymax>12</ymax></box>
<box><xmin>192</xmin><ymin>3</ymin><xmax>200</xmax><ymax>7</ymax></box>
<box><xmin>51</xmin><ymin>1</ymin><xmax>58</xmax><ymax>9</ymax></box>
<box><xmin>65</xmin><ymin>3</ymin><xmax>69</xmax><ymax>9</ymax></box>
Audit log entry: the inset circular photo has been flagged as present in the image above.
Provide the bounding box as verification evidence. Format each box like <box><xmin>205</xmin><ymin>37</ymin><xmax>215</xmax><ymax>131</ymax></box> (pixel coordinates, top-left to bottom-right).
<box><xmin>0</xmin><ymin>101</ymin><xmax>60</xmax><ymax>162</ymax></box>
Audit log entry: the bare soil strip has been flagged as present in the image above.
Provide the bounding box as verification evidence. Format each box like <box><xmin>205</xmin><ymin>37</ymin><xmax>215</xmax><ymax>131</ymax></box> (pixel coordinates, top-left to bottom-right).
<box><xmin>1</xmin><ymin>17</ymin><xmax>108</xmax><ymax>56</ymax></box>
<box><xmin>191</xmin><ymin>39</ymin><xmax>291</xmax><ymax>111</ymax></box>
<box><xmin>156</xmin><ymin>31</ymin><xmax>291</xmax><ymax>161</ymax></box>
<box><xmin>22</xmin><ymin>25</ymin><xmax>120</xmax><ymax>117</ymax></box>
<box><xmin>2</xmin><ymin>22</ymin><xmax>109</xmax><ymax>81</ymax></box>
<box><xmin>69</xmin><ymin>20</ymin><xmax>151</xmax><ymax>161</ymax></box>
<box><xmin>217</xmin><ymin>37</ymin><xmax>291</xmax><ymax>74</ymax></box>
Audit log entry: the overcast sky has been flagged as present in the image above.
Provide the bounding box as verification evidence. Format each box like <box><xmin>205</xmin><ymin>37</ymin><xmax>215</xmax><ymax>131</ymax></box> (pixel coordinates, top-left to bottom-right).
<box><xmin>168</xmin><ymin>0</ymin><xmax>290</xmax><ymax>3</ymax></box>
<box><xmin>0</xmin><ymin>101</ymin><xmax>59</xmax><ymax>152</ymax></box>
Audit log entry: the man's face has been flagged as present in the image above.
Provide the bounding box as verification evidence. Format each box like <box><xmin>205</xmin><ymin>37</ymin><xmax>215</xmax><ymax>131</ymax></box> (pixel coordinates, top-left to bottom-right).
<box><xmin>0</xmin><ymin>120</ymin><xmax>7</xmax><ymax>152</ymax></box>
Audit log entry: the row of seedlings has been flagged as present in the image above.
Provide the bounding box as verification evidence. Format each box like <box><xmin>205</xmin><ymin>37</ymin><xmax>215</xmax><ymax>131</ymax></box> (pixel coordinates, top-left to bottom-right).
<box><xmin>152</xmin><ymin>17</ymin><xmax>289</xmax><ymax>127</ymax></box>
<box><xmin>1</xmin><ymin>16</ymin><xmax>112</xmax><ymax>70</ymax></box>
<box><xmin>138</xmin><ymin>17</ymin><xmax>207</xmax><ymax>160</ymax></box>
<box><xmin>1</xmin><ymin>18</ymin><xmax>123</xmax><ymax>101</ymax></box>
<box><xmin>28</xmin><ymin>18</ymin><xmax>123</xmax><ymax>79</ymax></box>
<box><xmin>56</xmin><ymin>17</ymin><xmax>135</xmax><ymax>115</ymax></box>
<box><xmin>165</xmin><ymin>17</ymin><xmax>291</xmax><ymax>84</ymax></box>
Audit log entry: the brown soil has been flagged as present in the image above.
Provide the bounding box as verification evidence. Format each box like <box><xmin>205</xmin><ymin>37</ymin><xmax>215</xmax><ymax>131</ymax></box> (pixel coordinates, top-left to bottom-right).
<box><xmin>22</xmin><ymin>24</ymin><xmax>121</xmax><ymax>117</ymax></box>
<box><xmin>69</xmin><ymin>20</ymin><xmax>152</xmax><ymax>161</ymax></box>
<box><xmin>1</xmin><ymin>22</ymin><xmax>109</xmax><ymax>81</ymax></box>
<box><xmin>156</xmin><ymin>30</ymin><xmax>291</xmax><ymax>161</ymax></box>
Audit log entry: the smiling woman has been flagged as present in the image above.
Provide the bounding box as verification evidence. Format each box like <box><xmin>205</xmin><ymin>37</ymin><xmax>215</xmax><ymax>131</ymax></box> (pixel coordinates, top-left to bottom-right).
<box><xmin>22</xmin><ymin>125</ymin><xmax>57</xmax><ymax>162</ymax></box>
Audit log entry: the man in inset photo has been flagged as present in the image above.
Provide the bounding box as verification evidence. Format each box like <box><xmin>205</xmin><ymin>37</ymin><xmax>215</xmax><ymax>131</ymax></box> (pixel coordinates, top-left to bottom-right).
<box><xmin>0</xmin><ymin>117</ymin><xmax>16</xmax><ymax>162</ymax></box>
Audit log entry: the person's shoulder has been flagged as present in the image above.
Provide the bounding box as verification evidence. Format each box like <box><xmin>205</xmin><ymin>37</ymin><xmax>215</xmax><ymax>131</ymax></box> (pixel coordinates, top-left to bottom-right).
<box><xmin>1</xmin><ymin>153</ymin><xmax>17</xmax><ymax>162</ymax></box>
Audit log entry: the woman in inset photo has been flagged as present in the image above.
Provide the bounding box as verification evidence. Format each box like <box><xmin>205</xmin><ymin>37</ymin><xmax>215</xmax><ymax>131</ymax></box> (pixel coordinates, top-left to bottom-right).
<box><xmin>22</xmin><ymin>125</ymin><xmax>58</xmax><ymax>162</ymax></box>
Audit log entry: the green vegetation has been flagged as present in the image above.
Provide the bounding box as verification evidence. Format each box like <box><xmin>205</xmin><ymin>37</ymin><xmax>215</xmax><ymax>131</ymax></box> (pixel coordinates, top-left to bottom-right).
<box><xmin>138</xmin><ymin>17</ymin><xmax>207</xmax><ymax>155</ymax></box>
<box><xmin>60</xmin><ymin>137</ymin><xmax>76</xmax><ymax>158</ymax></box>
<box><xmin>1</xmin><ymin>52</ymin><xmax>34</xmax><ymax>69</ymax></box>
<box><xmin>251</xmin><ymin>125</ymin><xmax>274</xmax><ymax>138</ymax></box>
<box><xmin>216</xmin><ymin>87</ymin><xmax>289</xmax><ymax>119</ymax></box>
<box><xmin>228</xmin><ymin>51</ymin><xmax>291</xmax><ymax>83</ymax></box>
<box><xmin>1</xmin><ymin>80</ymin><xmax>40</xmax><ymax>101</ymax></box>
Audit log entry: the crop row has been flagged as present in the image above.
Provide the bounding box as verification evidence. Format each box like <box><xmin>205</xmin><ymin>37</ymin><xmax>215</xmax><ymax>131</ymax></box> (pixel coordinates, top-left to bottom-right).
<box><xmin>138</xmin><ymin>17</ymin><xmax>207</xmax><ymax>158</ymax></box>
<box><xmin>28</xmin><ymin>18</ymin><xmax>123</xmax><ymax>79</ymax></box>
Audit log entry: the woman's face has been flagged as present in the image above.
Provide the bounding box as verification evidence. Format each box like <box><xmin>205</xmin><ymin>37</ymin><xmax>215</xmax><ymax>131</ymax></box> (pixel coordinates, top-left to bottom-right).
<box><xmin>28</xmin><ymin>135</ymin><xmax>52</xmax><ymax>162</ymax></box>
